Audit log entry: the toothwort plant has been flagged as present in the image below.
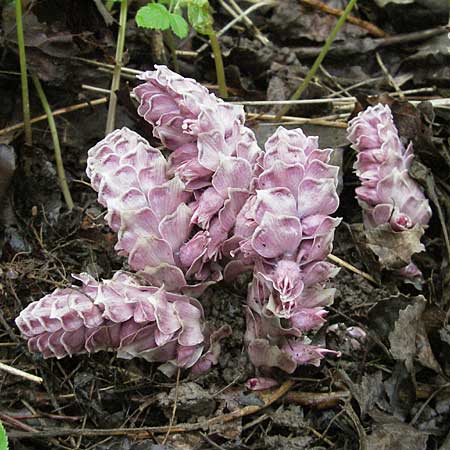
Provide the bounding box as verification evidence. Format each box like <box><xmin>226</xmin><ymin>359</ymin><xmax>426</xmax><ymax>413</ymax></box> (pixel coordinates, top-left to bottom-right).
<box><xmin>347</xmin><ymin>104</ymin><xmax>432</xmax><ymax>276</ymax></box>
<box><xmin>16</xmin><ymin>66</ymin><xmax>342</xmax><ymax>376</ymax></box>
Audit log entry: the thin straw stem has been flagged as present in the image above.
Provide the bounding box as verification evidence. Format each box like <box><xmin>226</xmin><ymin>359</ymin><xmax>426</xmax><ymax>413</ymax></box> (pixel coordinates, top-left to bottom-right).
<box><xmin>15</xmin><ymin>0</ymin><xmax>32</xmax><ymax>145</ymax></box>
<box><xmin>105</xmin><ymin>0</ymin><xmax>128</xmax><ymax>134</ymax></box>
<box><xmin>31</xmin><ymin>74</ymin><xmax>74</xmax><ymax>211</ymax></box>
<box><xmin>208</xmin><ymin>30</ymin><xmax>228</xmax><ymax>98</ymax></box>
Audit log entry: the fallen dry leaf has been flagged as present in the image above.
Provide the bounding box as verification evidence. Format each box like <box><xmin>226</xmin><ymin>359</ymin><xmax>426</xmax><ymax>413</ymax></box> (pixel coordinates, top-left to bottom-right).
<box><xmin>365</xmin><ymin>224</ymin><xmax>425</xmax><ymax>270</ymax></box>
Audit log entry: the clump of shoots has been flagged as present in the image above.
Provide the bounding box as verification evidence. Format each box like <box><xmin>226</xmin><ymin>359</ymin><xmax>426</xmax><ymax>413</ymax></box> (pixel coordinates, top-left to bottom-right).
<box><xmin>16</xmin><ymin>66</ymin><xmax>342</xmax><ymax>378</ymax></box>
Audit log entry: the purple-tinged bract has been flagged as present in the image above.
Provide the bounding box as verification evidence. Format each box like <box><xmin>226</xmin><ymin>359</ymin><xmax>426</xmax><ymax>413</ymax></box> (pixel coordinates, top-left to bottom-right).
<box><xmin>134</xmin><ymin>65</ymin><xmax>263</xmax><ymax>269</ymax></box>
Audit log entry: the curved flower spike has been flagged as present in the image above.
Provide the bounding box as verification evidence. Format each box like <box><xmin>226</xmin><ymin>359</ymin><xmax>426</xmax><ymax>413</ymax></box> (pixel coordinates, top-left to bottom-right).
<box><xmin>134</xmin><ymin>65</ymin><xmax>263</xmax><ymax>266</ymax></box>
<box><xmin>347</xmin><ymin>104</ymin><xmax>432</xmax><ymax>273</ymax></box>
<box><xmin>86</xmin><ymin>127</ymin><xmax>220</xmax><ymax>291</ymax></box>
<box><xmin>233</xmin><ymin>126</ymin><xmax>340</xmax><ymax>320</ymax></box>
<box><xmin>15</xmin><ymin>272</ymin><xmax>224</xmax><ymax>374</ymax></box>
<box><xmin>232</xmin><ymin>127</ymin><xmax>341</xmax><ymax>373</ymax></box>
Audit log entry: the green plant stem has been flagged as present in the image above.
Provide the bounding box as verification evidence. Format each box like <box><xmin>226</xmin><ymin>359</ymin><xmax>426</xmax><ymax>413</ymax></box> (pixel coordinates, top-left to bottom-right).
<box><xmin>208</xmin><ymin>30</ymin><xmax>228</xmax><ymax>98</ymax></box>
<box><xmin>165</xmin><ymin>30</ymin><xmax>180</xmax><ymax>73</ymax></box>
<box><xmin>31</xmin><ymin>74</ymin><xmax>74</xmax><ymax>211</ymax></box>
<box><xmin>15</xmin><ymin>0</ymin><xmax>32</xmax><ymax>146</ymax></box>
<box><xmin>105</xmin><ymin>0</ymin><xmax>128</xmax><ymax>135</ymax></box>
<box><xmin>105</xmin><ymin>0</ymin><xmax>115</xmax><ymax>11</ymax></box>
<box><xmin>275</xmin><ymin>0</ymin><xmax>358</xmax><ymax>120</ymax></box>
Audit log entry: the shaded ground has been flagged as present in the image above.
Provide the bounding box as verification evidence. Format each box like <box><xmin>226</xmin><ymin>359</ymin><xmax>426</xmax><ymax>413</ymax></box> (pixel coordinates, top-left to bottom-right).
<box><xmin>1</xmin><ymin>0</ymin><xmax>450</xmax><ymax>449</ymax></box>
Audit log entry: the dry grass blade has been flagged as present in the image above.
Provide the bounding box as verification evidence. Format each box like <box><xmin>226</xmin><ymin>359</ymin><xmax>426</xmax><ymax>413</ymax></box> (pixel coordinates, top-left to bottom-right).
<box><xmin>0</xmin><ymin>98</ymin><xmax>108</xmax><ymax>137</ymax></box>
<box><xmin>327</xmin><ymin>254</ymin><xmax>378</xmax><ymax>285</ymax></box>
<box><xmin>0</xmin><ymin>362</ymin><xmax>43</xmax><ymax>384</ymax></box>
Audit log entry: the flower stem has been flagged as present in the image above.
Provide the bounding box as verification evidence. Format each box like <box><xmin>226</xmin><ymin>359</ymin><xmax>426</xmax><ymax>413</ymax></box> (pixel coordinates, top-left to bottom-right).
<box><xmin>31</xmin><ymin>74</ymin><xmax>74</xmax><ymax>211</ymax></box>
<box><xmin>165</xmin><ymin>30</ymin><xmax>180</xmax><ymax>73</ymax></box>
<box><xmin>275</xmin><ymin>0</ymin><xmax>358</xmax><ymax>120</ymax></box>
<box><xmin>208</xmin><ymin>30</ymin><xmax>228</xmax><ymax>98</ymax></box>
<box><xmin>15</xmin><ymin>0</ymin><xmax>32</xmax><ymax>146</ymax></box>
<box><xmin>105</xmin><ymin>0</ymin><xmax>128</xmax><ymax>135</ymax></box>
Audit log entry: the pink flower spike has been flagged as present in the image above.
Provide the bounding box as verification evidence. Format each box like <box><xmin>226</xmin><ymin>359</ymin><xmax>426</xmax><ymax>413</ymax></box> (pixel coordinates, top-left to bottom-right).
<box><xmin>347</xmin><ymin>104</ymin><xmax>432</xmax><ymax>274</ymax></box>
<box><xmin>15</xmin><ymin>272</ymin><xmax>222</xmax><ymax>374</ymax></box>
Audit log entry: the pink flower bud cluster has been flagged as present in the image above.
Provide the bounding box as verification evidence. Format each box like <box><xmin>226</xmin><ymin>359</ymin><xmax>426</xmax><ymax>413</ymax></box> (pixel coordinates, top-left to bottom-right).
<box><xmin>134</xmin><ymin>66</ymin><xmax>262</xmax><ymax>266</ymax></box>
<box><xmin>16</xmin><ymin>66</ymin><xmax>343</xmax><ymax>376</ymax></box>
<box><xmin>347</xmin><ymin>104</ymin><xmax>432</xmax><ymax>274</ymax></box>
<box><xmin>231</xmin><ymin>127</ymin><xmax>341</xmax><ymax>372</ymax></box>
<box><xmin>16</xmin><ymin>272</ymin><xmax>225</xmax><ymax>375</ymax></box>
<box><xmin>86</xmin><ymin>127</ymin><xmax>221</xmax><ymax>293</ymax></box>
<box><xmin>347</xmin><ymin>104</ymin><xmax>431</xmax><ymax>231</ymax></box>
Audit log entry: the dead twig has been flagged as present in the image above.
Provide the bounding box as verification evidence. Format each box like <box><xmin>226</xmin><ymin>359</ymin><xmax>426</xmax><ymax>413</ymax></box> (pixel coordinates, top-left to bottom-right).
<box><xmin>298</xmin><ymin>0</ymin><xmax>388</xmax><ymax>38</ymax></box>
<box><xmin>8</xmin><ymin>380</ymin><xmax>295</xmax><ymax>440</ymax></box>
<box><xmin>246</xmin><ymin>112</ymin><xmax>348</xmax><ymax>128</ymax></box>
<box><xmin>163</xmin><ymin>368</ymin><xmax>181</xmax><ymax>444</ymax></box>
<box><xmin>0</xmin><ymin>362</ymin><xmax>43</xmax><ymax>384</ymax></box>
<box><xmin>218</xmin><ymin>0</ymin><xmax>269</xmax><ymax>45</ymax></box>
<box><xmin>327</xmin><ymin>254</ymin><xmax>378</xmax><ymax>285</ymax></box>
<box><xmin>294</xmin><ymin>26</ymin><xmax>446</xmax><ymax>58</ymax></box>
<box><xmin>344</xmin><ymin>402</ymin><xmax>368</xmax><ymax>450</ymax></box>
<box><xmin>0</xmin><ymin>413</ymin><xmax>38</xmax><ymax>433</ymax></box>
<box><xmin>197</xmin><ymin>1</ymin><xmax>276</xmax><ymax>53</ymax></box>
<box><xmin>286</xmin><ymin>389</ymin><xmax>351</xmax><ymax>410</ymax></box>
<box><xmin>0</xmin><ymin>97</ymin><xmax>108</xmax><ymax>137</ymax></box>
<box><xmin>375</xmin><ymin>51</ymin><xmax>405</xmax><ymax>99</ymax></box>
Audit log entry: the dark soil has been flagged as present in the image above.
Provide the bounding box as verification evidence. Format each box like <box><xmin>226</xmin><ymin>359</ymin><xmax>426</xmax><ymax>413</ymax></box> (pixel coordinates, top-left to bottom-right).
<box><xmin>1</xmin><ymin>1</ymin><xmax>450</xmax><ymax>449</ymax></box>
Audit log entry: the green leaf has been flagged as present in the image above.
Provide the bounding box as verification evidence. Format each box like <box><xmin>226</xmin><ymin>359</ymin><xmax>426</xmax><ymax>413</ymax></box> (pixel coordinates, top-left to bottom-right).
<box><xmin>136</xmin><ymin>3</ymin><xmax>171</xmax><ymax>30</ymax></box>
<box><xmin>169</xmin><ymin>13</ymin><xmax>189</xmax><ymax>38</ymax></box>
<box><xmin>187</xmin><ymin>0</ymin><xmax>212</xmax><ymax>35</ymax></box>
<box><xmin>0</xmin><ymin>421</ymin><xmax>8</xmax><ymax>450</ymax></box>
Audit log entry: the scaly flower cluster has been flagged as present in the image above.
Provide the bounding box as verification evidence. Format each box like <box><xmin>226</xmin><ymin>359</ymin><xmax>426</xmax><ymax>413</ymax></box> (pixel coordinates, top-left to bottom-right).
<box><xmin>231</xmin><ymin>127</ymin><xmax>341</xmax><ymax>372</ymax></box>
<box><xmin>16</xmin><ymin>66</ymin><xmax>342</xmax><ymax>376</ymax></box>
<box><xmin>86</xmin><ymin>127</ymin><xmax>221</xmax><ymax>292</ymax></box>
<box><xmin>347</xmin><ymin>104</ymin><xmax>432</xmax><ymax>273</ymax></box>
<box><xmin>16</xmin><ymin>272</ymin><xmax>225</xmax><ymax>375</ymax></box>
<box><xmin>134</xmin><ymin>66</ymin><xmax>262</xmax><ymax>266</ymax></box>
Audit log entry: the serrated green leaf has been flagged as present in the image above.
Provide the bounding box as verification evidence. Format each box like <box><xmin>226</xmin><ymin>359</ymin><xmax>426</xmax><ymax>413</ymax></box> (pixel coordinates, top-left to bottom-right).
<box><xmin>0</xmin><ymin>421</ymin><xmax>8</xmax><ymax>450</ymax></box>
<box><xmin>136</xmin><ymin>3</ymin><xmax>171</xmax><ymax>30</ymax></box>
<box><xmin>169</xmin><ymin>13</ymin><xmax>189</xmax><ymax>38</ymax></box>
<box><xmin>187</xmin><ymin>0</ymin><xmax>212</xmax><ymax>35</ymax></box>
